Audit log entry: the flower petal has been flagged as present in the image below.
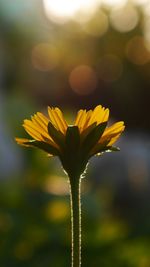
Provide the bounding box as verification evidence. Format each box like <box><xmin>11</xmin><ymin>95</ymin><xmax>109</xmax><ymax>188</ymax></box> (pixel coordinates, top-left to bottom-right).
<box><xmin>15</xmin><ymin>138</ymin><xmax>59</xmax><ymax>155</ymax></box>
<box><xmin>32</xmin><ymin>114</ymin><xmax>48</xmax><ymax>131</ymax></box>
<box><xmin>74</xmin><ymin>109</ymin><xmax>84</xmax><ymax>126</ymax></box>
<box><xmin>37</xmin><ymin>112</ymin><xmax>49</xmax><ymax>125</ymax></box>
<box><xmin>23</xmin><ymin>123</ymin><xmax>44</xmax><ymax>141</ymax></box>
<box><xmin>80</xmin><ymin>110</ymin><xmax>92</xmax><ymax>131</ymax></box>
<box><xmin>54</xmin><ymin>108</ymin><xmax>68</xmax><ymax>133</ymax></box>
<box><xmin>107</xmin><ymin>132</ymin><xmax>123</xmax><ymax>146</ymax></box>
<box><xmin>86</xmin><ymin>105</ymin><xmax>109</xmax><ymax>127</ymax></box>
<box><xmin>48</xmin><ymin>107</ymin><xmax>67</xmax><ymax>134</ymax></box>
<box><xmin>99</xmin><ymin>121</ymin><xmax>125</xmax><ymax>145</ymax></box>
<box><xmin>87</xmin><ymin>105</ymin><xmax>102</xmax><ymax>125</ymax></box>
<box><xmin>103</xmin><ymin>121</ymin><xmax>124</xmax><ymax>135</ymax></box>
<box><xmin>48</xmin><ymin>122</ymin><xmax>65</xmax><ymax>149</ymax></box>
<box><xmin>15</xmin><ymin>138</ymin><xmax>32</xmax><ymax>147</ymax></box>
<box><xmin>74</xmin><ymin>110</ymin><xmax>87</xmax><ymax>132</ymax></box>
<box><xmin>31</xmin><ymin>115</ymin><xmax>53</xmax><ymax>142</ymax></box>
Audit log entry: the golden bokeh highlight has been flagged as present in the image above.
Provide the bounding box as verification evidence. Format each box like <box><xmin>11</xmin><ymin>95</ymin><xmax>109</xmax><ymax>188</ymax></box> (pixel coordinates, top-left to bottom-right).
<box><xmin>126</xmin><ymin>36</ymin><xmax>150</xmax><ymax>65</ymax></box>
<box><xmin>143</xmin><ymin>1</ymin><xmax>150</xmax><ymax>16</ymax></box>
<box><xmin>31</xmin><ymin>43</ymin><xmax>59</xmax><ymax>71</ymax></box>
<box><xmin>14</xmin><ymin>242</ymin><xmax>33</xmax><ymax>260</ymax></box>
<box><xmin>97</xmin><ymin>219</ymin><xmax>128</xmax><ymax>242</ymax></box>
<box><xmin>102</xmin><ymin>0</ymin><xmax>127</xmax><ymax>7</ymax></box>
<box><xmin>45</xmin><ymin>200</ymin><xmax>69</xmax><ymax>222</ymax></box>
<box><xmin>110</xmin><ymin>5</ymin><xmax>139</xmax><ymax>33</ymax></box>
<box><xmin>69</xmin><ymin>65</ymin><xmax>98</xmax><ymax>95</ymax></box>
<box><xmin>43</xmin><ymin>0</ymin><xmax>100</xmax><ymax>24</ymax></box>
<box><xmin>43</xmin><ymin>175</ymin><xmax>69</xmax><ymax>195</ymax></box>
<box><xmin>133</xmin><ymin>0</ymin><xmax>148</xmax><ymax>5</ymax></box>
<box><xmin>143</xmin><ymin>17</ymin><xmax>150</xmax><ymax>52</ymax></box>
<box><xmin>84</xmin><ymin>10</ymin><xmax>109</xmax><ymax>37</ymax></box>
<box><xmin>98</xmin><ymin>54</ymin><xmax>123</xmax><ymax>82</ymax></box>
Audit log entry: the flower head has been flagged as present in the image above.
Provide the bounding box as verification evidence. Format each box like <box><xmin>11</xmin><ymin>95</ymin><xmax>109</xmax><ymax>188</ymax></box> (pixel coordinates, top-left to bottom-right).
<box><xmin>16</xmin><ymin>105</ymin><xmax>125</xmax><ymax>177</ymax></box>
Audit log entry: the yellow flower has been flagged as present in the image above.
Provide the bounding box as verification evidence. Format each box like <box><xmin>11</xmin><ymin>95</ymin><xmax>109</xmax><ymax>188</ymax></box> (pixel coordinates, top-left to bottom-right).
<box><xmin>15</xmin><ymin>105</ymin><xmax>125</xmax><ymax>176</ymax></box>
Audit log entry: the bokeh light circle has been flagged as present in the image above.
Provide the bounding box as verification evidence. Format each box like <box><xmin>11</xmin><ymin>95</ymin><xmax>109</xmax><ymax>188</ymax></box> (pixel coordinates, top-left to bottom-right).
<box><xmin>31</xmin><ymin>43</ymin><xmax>59</xmax><ymax>71</ymax></box>
<box><xmin>84</xmin><ymin>10</ymin><xmax>109</xmax><ymax>37</ymax></box>
<box><xmin>102</xmin><ymin>0</ymin><xmax>127</xmax><ymax>7</ymax></box>
<box><xmin>43</xmin><ymin>0</ymin><xmax>100</xmax><ymax>24</ymax></box>
<box><xmin>126</xmin><ymin>36</ymin><xmax>150</xmax><ymax>65</ymax></box>
<box><xmin>110</xmin><ymin>5</ymin><xmax>139</xmax><ymax>33</ymax></box>
<box><xmin>69</xmin><ymin>65</ymin><xmax>98</xmax><ymax>95</ymax></box>
<box><xmin>143</xmin><ymin>17</ymin><xmax>150</xmax><ymax>51</ymax></box>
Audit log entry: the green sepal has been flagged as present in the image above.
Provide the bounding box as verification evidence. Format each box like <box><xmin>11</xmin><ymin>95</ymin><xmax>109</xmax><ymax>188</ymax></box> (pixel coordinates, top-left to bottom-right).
<box><xmin>81</xmin><ymin>122</ymin><xmax>107</xmax><ymax>155</ymax></box>
<box><xmin>65</xmin><ymin>126</ymin><xmax>80</xmax><ymax>152</ymax></box>
<box><xmin>60</xmin><ymin>126</ymin><xmax>82</xmax><ymax>178</ymax></box>
<box><xmin>48</xmin><ymin>122</ymin><xmax>65</xmax><ymax>148</ymax></box>
<box><xmin>22</xmin><ymin>140</ymin><xmax>59</xmax><ymax>155</ymax></box>
<box><xmin>80</xmin><ymin>122</ymin><xmax>96</xmax><ymax>141</ymax></box>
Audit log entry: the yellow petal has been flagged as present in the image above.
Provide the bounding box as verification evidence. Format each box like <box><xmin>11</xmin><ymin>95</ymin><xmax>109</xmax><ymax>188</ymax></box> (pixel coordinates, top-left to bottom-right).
<box><xmin>33</xmin><ymin>114</ymin><xmax>48</xmax><ymax>131</ymax></box>
<box><xmin>108</xmin><ymin>133</ymin><xmax>122</xmax><ymax>146</ymax></box>
<box><xmin>37</xmin><ymin>112</ymin><xmax>49</xmax><ymax>125</ymax></box>
<box><xmin>75</xmin><ymin>110</ymin><xmax>87</xmax><ymax>132</ymax></box>
<box><xmin>99</xmin><ymin>121</ymin><xmax>125</xmax><ymax>144</ymax></box>
<box><xmin>15</xmin><ymin>138</ymin><xmax>31</xmax><ymax>146</ymax></box>
<box><xmin>24</xmin><ymin>115</ymin><xmax>58</xmax><ymax>148</ymax></box>
<box><xmin>52</xmin><ymin>108</ymin><xmax>68</xmax><ymax>134</ymax></box>
<box><xmin>55</xmin><ymin>108</ymin><xmax>68</xmax><ymax>132</ymax></box>
<box><xmin>87</xmin><ymin>105</ymin><xmax>103</xmax><ymax>126</ymax></box>
<box><xmin>101</xmin><ymin>108</ymin><xmax>109</xmax><ymax>122</ymax></box>
<box><xmin>48</xmin><ymin>107</ymin><xmax>62</xmax><ymax>132</ymax></box>
<box><xmin>31</xmin><ymin>116</ymin><xmax>51</xmax><ymax>140</ymax></box>
<box><xmin>103</xmin><ymin>121</ymin><xmax>124</xmax><ymax>136</ymax></box>
<box><xmin>23</xmin><ymin>124</ymin><xmax>43</xmax><ymax>141</ymax></box>
<box><xmin>24</xmin><ymin>119</ymin><xmax>45</xmax><ymax>137</ymax></box>
<box><xmin>81</xmin><ymin>110</ymin><xmax>92</xmax><ymax>130</ymax></box>
<box><xmin>74</xmin><ymin>109</ymin><xmax>84</xmax><ymax>126</ymax></box>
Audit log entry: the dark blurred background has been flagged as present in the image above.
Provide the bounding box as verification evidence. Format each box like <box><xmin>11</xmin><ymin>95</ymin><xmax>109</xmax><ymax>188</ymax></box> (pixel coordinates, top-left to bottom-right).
<box><xmin>0</xmin><ymin>0</ymin><xmax>150</xmax><ymax>266</ymax></box>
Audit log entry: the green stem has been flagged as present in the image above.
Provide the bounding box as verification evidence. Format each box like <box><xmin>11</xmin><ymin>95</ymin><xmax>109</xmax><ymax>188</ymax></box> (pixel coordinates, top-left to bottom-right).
<box><xmin>69</xmin><ymin>176</ymin><xmax>81</xmax><ymax>267</ymax></box>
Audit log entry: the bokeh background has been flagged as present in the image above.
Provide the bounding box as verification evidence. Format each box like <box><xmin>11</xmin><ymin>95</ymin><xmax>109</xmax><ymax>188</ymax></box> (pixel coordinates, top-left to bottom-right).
<box><xmin>1</xmin><ymin>0</ymin><xmax>150</xmax><ymax>266</ymax></box>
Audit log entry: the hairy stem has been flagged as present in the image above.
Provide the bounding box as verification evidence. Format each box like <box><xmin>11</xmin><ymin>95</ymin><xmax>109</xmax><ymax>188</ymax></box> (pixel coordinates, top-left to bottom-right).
<box><xmin>69</xmin><ymin>177</ymin><xmax>81</xmax><ymax>267</ymax></box>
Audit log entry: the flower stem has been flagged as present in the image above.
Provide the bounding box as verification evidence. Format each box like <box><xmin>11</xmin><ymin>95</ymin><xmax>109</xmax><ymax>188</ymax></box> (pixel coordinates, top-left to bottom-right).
<box><xmin>69</xmin><ymin>176</ymin><xmax>81</xmax><ymax>267</ymax></box>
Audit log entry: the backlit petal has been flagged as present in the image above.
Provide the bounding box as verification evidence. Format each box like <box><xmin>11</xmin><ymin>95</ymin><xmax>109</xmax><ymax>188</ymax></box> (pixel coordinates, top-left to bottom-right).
<box><xmin>87</xmin><ymin>105</ymin><xmax>105</xmax><ymax>126</ymax></box>
<box><xmin>103</xmin><ymin>121</ymin><xmax>124</xmax><ymax>136</ymax></box>
<box><xmin>23</xmin><ymin>124</ymin><xmax>44</xmax><ymax>141</ymax></box>
<box><xmin>15</xmin><ymin>138</ymin><xmax>31</xmax><ymax>146</ymax></box>
<box><xmin>31</xmin><ymin>116</ymin><xmax>52</xmax><ymax>140</ymax></box>
<box><xmin>74</xmin><ymin>109</ymin><xmax>84</xmax><ymax>126</ymax></box>
<box><xmin>80</xmin><ymin>110</ymin><xmax>92</xmax><ymax>131</ymax></box>
<box><xmin>53</xmin><ymin>108</ymin><xmax>68</xmax><ymax>134</ymax></box>
<box><xmin>108</xmin><ymin>133</ymin><xmax>122</xmax><ymax>146</ymax></box>
<box><xmin>54</xmin><ymin>108</ymin><xmax>68</xmax><ymax>132</ymax></box>
<box><xmin>99</xmin><ymin>121</ymin><xmax>125</xmax><ymax>144</ymax></box>
<box><xmin>24</xmin><ymin>119</ymin><xmax>46</xmax><ymax>139</ymax></box>
<box><xmin>48</xmin><ymin>107</ymin><xmax>66</xmax><ymax>134</ymax></box>
<box><xmin>76</xmin><ymin>110</ymin><xmax>87</xmax><ymax>132</ymax></box>
<box><xmin>37</xmin><ymin>112</ymin><xmax>49</xmax><ymax>125</ymax></box>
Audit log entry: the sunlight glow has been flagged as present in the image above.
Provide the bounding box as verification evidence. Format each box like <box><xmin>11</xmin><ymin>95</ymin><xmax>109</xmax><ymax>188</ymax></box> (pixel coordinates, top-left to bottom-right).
<box><xmin>84</xmin><ymin>10</ymin><xmax>109</xmax><ymax>37</ymax></box>
<box><xmin>43</xmin><ymin>0</ymin><xmax>100</xmax><ymax>24</ymax></box>
<box><xmin>110</xmin><ymin>5</ymin><xmax>139</xmax><ymax>33</ymax></box>
<box><xmin>102</xmin><ymin>0</ymin><xmax>127</xmax><ymax>7</ymax></box>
